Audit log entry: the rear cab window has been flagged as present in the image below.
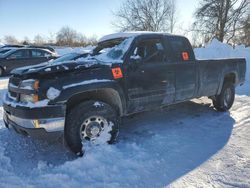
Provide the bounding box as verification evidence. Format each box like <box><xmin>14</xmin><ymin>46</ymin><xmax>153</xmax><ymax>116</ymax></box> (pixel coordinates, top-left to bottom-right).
<box><xmin>167</xmin><ymin>36</ymin><xmax>195</xmax><ymax>62</ymax></box>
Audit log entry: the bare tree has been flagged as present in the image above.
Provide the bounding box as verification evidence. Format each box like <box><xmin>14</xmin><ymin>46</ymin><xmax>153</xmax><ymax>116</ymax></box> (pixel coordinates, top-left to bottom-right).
<box><xmin>22</xmin><ymin>36</ymin><xmax>30</xmax><ymax>45</ymax></box>
<box><xmin>193</xmin><ymin>0</ymin><xmax>249</xmax><ymax>43</ymax></box>
<box><xmin>86</xmin><ymin>35</ymin><xmax>98</xmax><ymax>46</ymax></box>
<box><xmin>4</xmin><ymin>35</ymin><xmax>19</xmax><ymax>44</ymax></box>
<box><xmin>56</xmin><ymin>26</ymin><xmax>78</xmax><ymax>46</ymax></box>
<box><xmin>169</xmin><ymin>0</ymin><xmax>177</xmax><ymax>33</ymax></box>
<box><xmin>34</xmin><ymin>34</ymin><xmax>46</xmax><ymax>45</ymax></box>
<box><xmin>240</xmin><ymin>14</ymin><xmax>250</xmax><ymax>46</ymax></box>
<box><xmin>56</xmin><ymin>26</ymin><xmax>97</xmax><ymax>47</ymax></box>
<box><xmin>113</xmin><ymin>0</ymin><xmax>177</xmax><ymax>32</ymax></box>
<box><xmin>47</xmin><ymin>32</ymin><xmax>56</xmax><ymax>44</ymax></box>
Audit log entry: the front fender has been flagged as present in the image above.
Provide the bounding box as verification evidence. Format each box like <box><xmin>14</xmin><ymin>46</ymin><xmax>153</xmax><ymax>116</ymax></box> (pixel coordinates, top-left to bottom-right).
<box><xmin>51</xmin><ymin>80</ymin><xmax>127</xmax><ymax>115</ymax></box>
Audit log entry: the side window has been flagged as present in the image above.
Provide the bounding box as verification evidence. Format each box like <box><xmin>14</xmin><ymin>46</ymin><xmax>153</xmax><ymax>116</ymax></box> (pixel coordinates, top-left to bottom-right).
<box><xmin>44</xmin><ymin>51</ymin><xmax>52</xmax><ymax>57</ymax></box>
<box><xmin>168</xmin><ymin>37</ymin><xmax>194</xmax><ymax>61</ymax></box>
<box><xmin>31</xmin><ymin>49</ymin><xmax>45</xmax><ymax>57</ymax></box>
<box><xmin>8</xmin><ymin>50</ymin><xmax>29</xmax><ymax>59</ymax></box>
<box><xmin>131</xmin><ymin>39</ymin><xmax>165</xmax><ymax>63</ymax></box>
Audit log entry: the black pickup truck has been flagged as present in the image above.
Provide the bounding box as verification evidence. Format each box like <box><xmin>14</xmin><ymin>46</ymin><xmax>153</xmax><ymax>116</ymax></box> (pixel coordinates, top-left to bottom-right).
<box><xmin>3</xmin><ymin>32</ymin><xmax>246</xmax><ymax>156</ymax></box>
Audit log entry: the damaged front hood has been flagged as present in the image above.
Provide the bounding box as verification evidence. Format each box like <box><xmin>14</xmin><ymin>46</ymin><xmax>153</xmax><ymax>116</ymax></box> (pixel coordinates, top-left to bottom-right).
<box><xmin>11</xmin><ymin>60</ymin><xmax>102</xmax><ymax>76</ymax></box>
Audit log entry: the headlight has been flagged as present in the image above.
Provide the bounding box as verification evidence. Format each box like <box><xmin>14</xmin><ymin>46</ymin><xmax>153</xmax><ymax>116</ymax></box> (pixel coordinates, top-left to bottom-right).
<box><xmin>20</xmin><ymin>94</ymin><xmax>39</xmax><ymax>103</ymax></box>
<box><xmin>19</xmin><ymin>79</ymin><xmax>39</xmax><ymax>90</ymax></box>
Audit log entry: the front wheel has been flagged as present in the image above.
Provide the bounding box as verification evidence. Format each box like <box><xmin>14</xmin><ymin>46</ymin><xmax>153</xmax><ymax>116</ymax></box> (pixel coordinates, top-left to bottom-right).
<box><xmin>213</xmin><ymin>82</ymin><xmax>235</xmax><ymax>111</ymax></box>
<box><xmin>65</xmin><ymin>100</ymin><xmax>120</xmax><ymax>156</ymax></box>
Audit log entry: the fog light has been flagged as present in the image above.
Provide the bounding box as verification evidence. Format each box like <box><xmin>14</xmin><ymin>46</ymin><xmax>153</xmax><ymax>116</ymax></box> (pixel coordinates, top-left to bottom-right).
<box><xmin>33</xmin><ymin>120</ymin><xmax>40</xmax><ymax>128</ymax></box>
<box><xmin>20</xmin><ymin>94</ymin><xmax>39</xmax><ymax>103</ymax></box>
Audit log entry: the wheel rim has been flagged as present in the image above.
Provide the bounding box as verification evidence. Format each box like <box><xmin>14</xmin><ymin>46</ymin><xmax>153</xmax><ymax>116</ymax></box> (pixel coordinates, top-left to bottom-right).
<box><xmin>80</xmin><ymin>116</ymin><xmax>112</xmax><ymax>144</ymax></box>
<box><xmin>224</xmin><ymin>88</ymin><xmax>232</xmax><ymax>107</ymax></box>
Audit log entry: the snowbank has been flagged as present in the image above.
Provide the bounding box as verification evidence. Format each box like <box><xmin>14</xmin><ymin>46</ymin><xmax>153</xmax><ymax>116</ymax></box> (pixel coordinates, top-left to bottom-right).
<box><xmin>194</xmin><ymin>39</ymin><xmax>250</xmax><ymax>62</ymax></box>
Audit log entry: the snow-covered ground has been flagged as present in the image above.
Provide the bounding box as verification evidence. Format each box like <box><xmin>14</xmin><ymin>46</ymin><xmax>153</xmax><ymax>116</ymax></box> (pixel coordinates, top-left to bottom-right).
<box><xmin>0</xmin><ymin>40</ymin><xmax>249</xmax><ymax>187</ymax></box>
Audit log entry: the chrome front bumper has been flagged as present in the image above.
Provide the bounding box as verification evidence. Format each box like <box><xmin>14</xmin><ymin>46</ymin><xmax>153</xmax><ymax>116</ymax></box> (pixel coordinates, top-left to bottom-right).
<box><xmin>4</xmin><ymin>111</ymin><xmax>65</xmax><ymax>133</ymax></box>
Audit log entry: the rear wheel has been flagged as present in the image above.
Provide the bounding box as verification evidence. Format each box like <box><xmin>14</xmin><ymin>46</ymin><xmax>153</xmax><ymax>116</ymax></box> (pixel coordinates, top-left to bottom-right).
<box><xmin>65</xmin><ymin>100</ymin><xmax>120</xmax><ymax>156</ymax></box>
<box><xmin>213</xmin><ymin>82</ymin><xmax>235</xmax><ymax>111</ymax></box>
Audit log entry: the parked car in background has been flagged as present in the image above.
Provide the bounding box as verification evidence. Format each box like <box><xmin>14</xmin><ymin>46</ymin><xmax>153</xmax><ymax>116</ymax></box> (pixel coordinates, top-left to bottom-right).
<box><xmin>0</xmin><ymin>45</ymin><xmax>25</xmax><ymax>55</ymax></box>
<box><xmin>0</xmin><ymin>45</ymin><xmax>56</xmax><ymax>55</ymax></box>
<box><xmin>26</xmin><ymin>45</ymin><xmax>56</xmax><ymax>53</ymax></box>
<box><xmin>0</xmin><ymin>48</ymin><xmax>58</xmax><ymax>76</ymax></box>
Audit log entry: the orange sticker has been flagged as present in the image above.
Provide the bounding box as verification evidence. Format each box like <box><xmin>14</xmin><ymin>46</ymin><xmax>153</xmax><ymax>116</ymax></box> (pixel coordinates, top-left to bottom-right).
<box><xmin>112</xmin><ymin>67</ymin><xmax>123</xmax><ymax>79</ymax></box>
<box><xmin>182</xmin><ymin>52</ymin><xmax>189</xmax><ymax>61</ymax></box>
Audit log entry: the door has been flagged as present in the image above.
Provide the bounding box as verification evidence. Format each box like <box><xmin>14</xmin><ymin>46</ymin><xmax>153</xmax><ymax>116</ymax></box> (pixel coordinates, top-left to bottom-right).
<box><xmin>30</xmin><ymin>49</ymin><xmax>50</xmax><ymax>65</ymax></box>
<box><xmin>5</xmin><ymin>49</ymin><xmax>31</xmax><ymax>71</ymax></box>
<box><xmin>125</xmin><ymin>37</ymin><xmax>176</xmax><ymax>113</ymax></box>
<box><xmin>167</xmin><ymin>36</ymin><xmax>197</xmax><ymax>101</ymax></box>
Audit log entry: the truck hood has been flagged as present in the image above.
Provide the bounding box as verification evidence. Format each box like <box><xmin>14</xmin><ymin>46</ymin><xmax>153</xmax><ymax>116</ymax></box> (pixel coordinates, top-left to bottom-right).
<box><xmin>11</xmin><ymin>60</ymin><xmax>104</xmax><ymax>76</ymax></box>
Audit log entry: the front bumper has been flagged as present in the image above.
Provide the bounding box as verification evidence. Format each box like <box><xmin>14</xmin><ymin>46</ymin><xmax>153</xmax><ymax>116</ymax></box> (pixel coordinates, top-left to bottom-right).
<box><xmin>3</xmin><ymin>112</ymin><xmax>63</xmax><ymax>139</ymax></box>
<box><xmin>3</xmin><ymin>93</ymin><xmax>66</xmax><ymax>138</ymax></box>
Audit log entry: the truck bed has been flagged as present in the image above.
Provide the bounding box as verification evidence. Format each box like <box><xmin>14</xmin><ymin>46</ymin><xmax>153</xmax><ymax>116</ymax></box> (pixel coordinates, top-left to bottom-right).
<box><xmin>196</xmin><ymin>58</ymin><xmax>246</xmax><ymax>97</ymax></box>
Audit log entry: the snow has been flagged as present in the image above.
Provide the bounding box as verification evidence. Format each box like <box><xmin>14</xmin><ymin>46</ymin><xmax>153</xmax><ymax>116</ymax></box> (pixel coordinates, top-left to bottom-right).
<box><xmin>94</xmin><ymin>37</ymin><xmax>134</xmax><ymax>64</ymax></box>
<box><xmin>93</xmin><ymin>101</ymin><xmax>103</xmax><ymax>107</ymax></box>
<box><xmin>0</xmin><ymin>39</ymin><xmax>249</xmax><ymax>187</ymax></box>
<box><xmin>87</xmin><ymin>121</ymin><xmax>113</xmax><ymax>145</ymax></box>
<box><xmin>99</xmin><ymin>32</ymin><xmax>141</xmax><ymax>42</ymax></box>
<box><xmin>3</xmin><ymin>92</ymin><xmax>49</xmax><ymax>108</ymax></box>
<box><xmin>63</xmin><ymin>79</ymin><xmax>113</xmax><ymax>89</ymax></box>
<box><xmin>98</xmin><ymin>31</ymin><xmax>169</xmax><ymax>42</ymax></box>
<box><xmin>46</xmin><ymin>87</ymin><xmax>61</xmax><ymax>100</ymax></box>
<box><xmin>55</xmin><ymin>46</ymin><xmax>94</xmax><ymax>56</ymax></box>
<box><xmin>44</xmin><ymin>68</ymin><xmax>51</xmax><ymax>72</ymax></box>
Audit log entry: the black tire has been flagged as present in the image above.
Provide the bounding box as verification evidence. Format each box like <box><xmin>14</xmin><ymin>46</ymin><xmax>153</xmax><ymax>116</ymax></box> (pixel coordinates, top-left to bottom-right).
<box><xmin>0</xmin><ymin>67</ymin><xmax>4</xmax><ymax>77</ymax></box>
<box><xmin>213</xmin><ymin>82</ymin><xmax>235</xmax><ymax>111</ymax></box>
<box><xmin>65</xmin><ymin>100</ymin><xmax>120</xmax><ymax>156</ymax></box>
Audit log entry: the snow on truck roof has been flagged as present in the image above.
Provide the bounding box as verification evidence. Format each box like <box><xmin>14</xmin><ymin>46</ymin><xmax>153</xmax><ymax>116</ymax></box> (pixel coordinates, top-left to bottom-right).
<box><xmin>98</xmin><ymin>31</ymin><xmax>175</xmax><ymax>42</ymax></box>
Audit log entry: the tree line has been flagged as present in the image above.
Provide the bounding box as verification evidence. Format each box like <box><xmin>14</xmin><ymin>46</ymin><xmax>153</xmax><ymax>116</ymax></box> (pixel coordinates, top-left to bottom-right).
<box><xmin>1</xmin><ymin>26</ymin><xmax>98</xmax><ymax>47</ymax></box>
<box><xmin>1</xmin><ymin>0</ymin><xmax>249</xmax><ymax>47</ymax></box>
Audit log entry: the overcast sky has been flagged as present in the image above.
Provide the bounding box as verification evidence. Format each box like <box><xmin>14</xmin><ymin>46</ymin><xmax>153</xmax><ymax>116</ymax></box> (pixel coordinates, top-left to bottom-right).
<box><xmin>0</xmin><ymin>0</ymin><xmax>199</xmax><ymax>41</ymax></box>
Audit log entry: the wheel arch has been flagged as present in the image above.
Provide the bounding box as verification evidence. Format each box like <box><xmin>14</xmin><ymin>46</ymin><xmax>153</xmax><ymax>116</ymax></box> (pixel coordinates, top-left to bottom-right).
<box><xmin>66</xmin><ymin>87</ymin><xmax>126</xmax><ymax>117</ymax></box>
<box><xmin>217</xmin><ymin>72</ymin><xmax>238</xmax><ymax>95</ymax></box>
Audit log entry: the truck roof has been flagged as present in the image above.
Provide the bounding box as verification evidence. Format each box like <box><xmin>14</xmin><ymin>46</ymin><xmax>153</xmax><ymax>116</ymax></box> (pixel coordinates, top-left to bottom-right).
<box><xmin>99</xmin><ymin>32</ymin><xmax>182</xmax><ymax>43</ymax></box>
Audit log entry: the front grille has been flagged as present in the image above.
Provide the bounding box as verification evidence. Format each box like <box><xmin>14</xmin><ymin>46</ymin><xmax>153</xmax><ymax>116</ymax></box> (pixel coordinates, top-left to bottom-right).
<box><xmin>9</xmin><ymin>77</ymin><xmax>22</xmax><ymax>87</ymax></box>
<box><xmin>8</xmin><ymin>76</ymin><xmax>22</xmax><ymax>101</ymax></box>
<box><xmin>9</xmin><ymin>91</ymin><xmax>18</xmax><ymax>99</ymax></box>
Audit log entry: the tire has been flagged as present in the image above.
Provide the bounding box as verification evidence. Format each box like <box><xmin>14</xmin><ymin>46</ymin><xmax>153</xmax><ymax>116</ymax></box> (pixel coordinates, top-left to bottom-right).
<box><xmin>213</xmin><ymin>82</ymin><xmax>235</xmax><ymax>112</ymax></box>
<box><xmin>0</xmin><ymin>67</ymin><xmax>4</xmax><ymax>77</ymax></box>
<box><xmin>65</xmin><ymin>100</ymin><xmax>120</xmax><ymax>156</ymax></box>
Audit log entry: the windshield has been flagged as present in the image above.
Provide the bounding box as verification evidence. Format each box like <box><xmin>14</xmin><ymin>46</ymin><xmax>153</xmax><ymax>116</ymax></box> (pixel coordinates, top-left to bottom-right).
<box><xmin>52</xmin><ymin>53</ymin><xmax>80</xmax><ymax>63</ymax></box>
<box><xmin>0</xmin><ymin>49</ymin><xmax>11</xmax><ymax>54</ymax></box>
<box><xmin>92</xmin><ymin>37</ymin><xmax>134</xmax><ymax>62</ymax></box>
<box><xmin>2</xmin><ymin>49</ymin><xmax>17</xmax><ymax>57</ymax></box>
